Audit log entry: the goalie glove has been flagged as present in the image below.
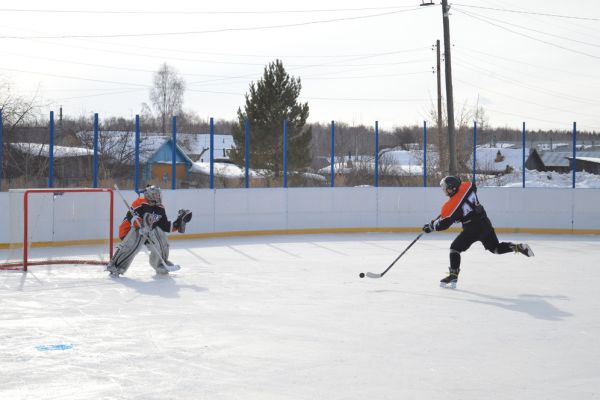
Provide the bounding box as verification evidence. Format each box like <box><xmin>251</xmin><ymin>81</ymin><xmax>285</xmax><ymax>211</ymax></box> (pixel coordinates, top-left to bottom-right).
<box><xmin>173</xmin><ymin>209</ymin><xmax>192</xmax><ymax>233</ymax></box>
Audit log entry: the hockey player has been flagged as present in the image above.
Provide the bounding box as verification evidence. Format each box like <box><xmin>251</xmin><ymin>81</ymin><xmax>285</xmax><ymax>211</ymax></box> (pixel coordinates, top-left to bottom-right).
<box><xmin>422</xmin><ymin>176</ymin><xmax>534</xmax><ymax>288</ymax></box>
<box><xmin>107</xmin><ymin>185</ymin><xmax>192</xmax><ymax>277</ymax></box>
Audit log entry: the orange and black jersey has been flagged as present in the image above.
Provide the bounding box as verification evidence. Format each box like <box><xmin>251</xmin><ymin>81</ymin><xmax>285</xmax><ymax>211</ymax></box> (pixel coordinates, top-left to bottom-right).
<box><xmin>118</xmin><ymin>197</ymin><xmax>172</xmax><ymax>240</ymax></box>
<box><xmin>432</xmin><ymin>181</ymin><xmax>485</xmax><ymax>232</ymax></box>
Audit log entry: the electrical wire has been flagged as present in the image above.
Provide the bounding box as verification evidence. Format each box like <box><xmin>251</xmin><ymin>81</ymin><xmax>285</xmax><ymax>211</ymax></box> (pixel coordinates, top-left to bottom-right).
<box><xmin>0</xmin><ymin>5</ymin><xmax>420</xmax><ymax>16</ymax></box>
<box><xmin>0</xmin><ymin>8</ymin><xmax>423</xmax><ymax>40</ymax></box>
<box><xmin>453</xmin><ymin>8</ymin><xmax>600</xmax><ymax>60</ymax></box>
<box><xmin>452</xmin><ymin>3</ymin><xmax>600</xmax><ymax>22</ymax></box>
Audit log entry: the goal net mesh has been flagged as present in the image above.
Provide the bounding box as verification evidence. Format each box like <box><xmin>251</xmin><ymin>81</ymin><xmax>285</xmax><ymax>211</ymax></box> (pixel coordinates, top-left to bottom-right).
<box><xmin>1</xmin><ymin>188</ymin><xmax>114</xmax><ymax>270</ymax></box>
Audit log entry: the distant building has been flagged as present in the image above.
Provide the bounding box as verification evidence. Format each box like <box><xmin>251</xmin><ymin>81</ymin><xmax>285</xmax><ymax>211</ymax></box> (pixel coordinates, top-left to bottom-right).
<box><xmin>6</xmin><ymin>143</ymin><xmax>94</xmax><ymax>186</ymax></box>
<box><xmin>176</xmin><ymin>133</ymin><xmax>235</xmax><ymax>162</ymax></box>
<box><xmin>526</xmin><ymin>150</ymin><xmax>600</xmax><ymax>173</ymax></box>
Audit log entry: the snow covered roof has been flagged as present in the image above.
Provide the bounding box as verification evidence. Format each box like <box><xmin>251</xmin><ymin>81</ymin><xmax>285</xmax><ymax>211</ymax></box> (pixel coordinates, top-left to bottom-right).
<box><xmin>379</xmin><ymin>149</ymin><xmax>423</xmax><ymax>166</ymax></box>
<box><xmin>318</xmin><ymin>149</ymin><xmax>430</xmax><ymax>176</ymax></box>
<box><xmin>568</xmin><ymin>156</ymin><xmax>600</xmax><ymax>164</ymax></box>
<box><xmin>470</xmin><ymin>147</ymin><xmax>528</xmax><ymax>172</ymax></box>
<box><xmin>76</xmin><ymin>131</ymin><xmax>234</xmax><ymax>163</ymax></box>
<box><xmin>177</xmin><ymin>134</ymin><xmax>234</xmax><ymax>160</ymax></box>
<box><xmin>9</xmin><ymin>143</ymin><xmax>93</xmax><ymax>158</ymax></box>
<box><xmin>190</xmin><ymin>161</ymin><xmax>262</xmax><ymax>179</ymax></box>
<box><xmin>537</xmin><ymin>151</ymin><xmax>600</xmax><ymax>167</ymax></box>
<box><xmin>477</xmin><ymin>142</ymin><xmax>517</xmax><ymax>149</ymax></box>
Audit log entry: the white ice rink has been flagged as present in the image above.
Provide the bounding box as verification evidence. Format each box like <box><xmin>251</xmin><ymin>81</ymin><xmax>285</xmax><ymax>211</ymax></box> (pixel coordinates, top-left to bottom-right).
<box><xmin>1</xmin><ymin>233</ymin><xmax>599</xmax><ymax>400</ymax></box>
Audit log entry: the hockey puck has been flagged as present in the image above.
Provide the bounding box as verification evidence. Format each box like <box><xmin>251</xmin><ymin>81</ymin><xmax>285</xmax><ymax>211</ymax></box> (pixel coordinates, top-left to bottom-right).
<box><xmin>359</xmin><ymin>272</ymin><xmax>365</xmax><ymax>278</ymax></box>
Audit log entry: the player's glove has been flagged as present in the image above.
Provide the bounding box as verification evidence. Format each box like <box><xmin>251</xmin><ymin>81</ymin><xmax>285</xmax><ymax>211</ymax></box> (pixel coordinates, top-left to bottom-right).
<box><xmin>422</xmin><ymin>223</ymin><xmax>433</xmax><ymax>234</ymax></box>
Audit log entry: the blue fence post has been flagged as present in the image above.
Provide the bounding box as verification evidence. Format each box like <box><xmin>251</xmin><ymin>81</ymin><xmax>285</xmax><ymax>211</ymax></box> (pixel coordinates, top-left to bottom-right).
<box><xmin>134</xmin><ymin>115</ymin><xmax>140</xmax><ymax>193</ymax></box>
<box><xmin>423</xmin><ymin>121</ymin><xmax>427</xmax><ymax>187</ymax></box>
<box><xmin>0</xmin><ymin>110</ymin><xmax>3</xmax><ymax>190</ymax></box>
<box><xmin>522</xmin><ymin>122</ymin><xmax>526</xmax><ymax>188</ymax></box>
<box><xmin>49</xmin><ymin>111</ymin><xmax>55</xmax><ymax>188</ymax></box>
<box><xmin>210</xmin><ymin>117</ymin><xmax>214</xmax><ymax>189</ymax></box>
<box><xmin>283</xmin><ymin>119</ymin><xmax>288</xmax><ymax>188</ymax></box>
<box><xmin>572</xmin><ymin>121</ymin><xmax>577</xmax><ymax>189</ymax></box>
<box><xmin>93</xmin><ymin>113</ymin><xmax>99</xmax><ymax>188</ymax></box>
<box><xmin>472</xmin><ymin>121</ymin><xmax>477</xmax><ymax>184</ymax></box>
<box><xmin>244</xmin><ymin>119</ymin><xmax>250</xmax><ymax>188</ymax></box>
<box><xmin>171</xmin><ymin>116</ymin><xmax>177</xmax><ymax>190</ymax></box>
<box><xmin>374</xmin><ymin>121</ymin><xmax>379</xmax><ymax>187</ymax></box>
<box><xmin>330</xmin><ymin>121</ymin><xmax>335</xmax><ymax>188</ymax></box>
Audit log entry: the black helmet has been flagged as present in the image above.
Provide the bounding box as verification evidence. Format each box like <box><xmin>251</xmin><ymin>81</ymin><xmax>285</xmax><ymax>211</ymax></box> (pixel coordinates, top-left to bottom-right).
<box><xmin>440</xmin><ymin>176</ymin><xmax>461</xmax><ymax>196</ymax></box>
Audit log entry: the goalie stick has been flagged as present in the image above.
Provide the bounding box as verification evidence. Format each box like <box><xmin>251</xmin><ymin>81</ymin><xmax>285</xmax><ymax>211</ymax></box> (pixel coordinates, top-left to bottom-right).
<box><xmin>113</xmin><ymin>184</ymin><xmax>180</xmax><ymax>273</ymax></box>
<box><xmin>360</xmin><ymin>233</ymin><xmax>423</xmax><ymax>279</ymax></box>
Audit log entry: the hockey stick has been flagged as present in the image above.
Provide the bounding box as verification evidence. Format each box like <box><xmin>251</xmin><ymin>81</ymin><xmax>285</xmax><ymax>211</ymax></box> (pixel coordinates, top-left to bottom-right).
<box><xmin>360</xmin><ymin>233</ymin><xmax>423</xmax><ymax>279</ymax></box>
<box><xmin>113</xmin><ymin>184</ymin><xmax>180</xmax><ymax>272</ymax></box>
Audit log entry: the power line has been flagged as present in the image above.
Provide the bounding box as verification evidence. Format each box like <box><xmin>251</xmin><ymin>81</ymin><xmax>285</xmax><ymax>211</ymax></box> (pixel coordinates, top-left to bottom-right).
<box><xmin>0</xmin><ymin>5</ymin><xmax>419</xmax><ymax>15</ymax></box>
<box><xmin>0</xmin><ymin>8</ymin><xmax>423</xmax><ymax>39</ymax></box>
<box><xmin>454</xmin><ymin>77</ymin><xmax>599</xmax><ymax>120</ymax></box>
<box><xmin>455</xmin><ymin>45</ymin><xmax>600</xmax><ymax>81</ymax></box>
<box><xmin>452</xmin><ymin>4</ymin><xmax>600</xmax><ymax>22</ymax></box>
<box><xmin>454</xmin><ymin>8</ymin><xmax>600</xmax><ymax>60</ymax></box>
<box><xmin>455</xmin><ymin>7</ymin><xmax>600</xmax><ymax>49</ymax></box>
<box><xmin>0</xmin><ymin>66</ymin><xmax>150</xmax><ymax>87</ymax></box>
<box><xmin>452</xmin><ymin>59</ymin><xmax>599</xmax><ymax>106</ymax></box>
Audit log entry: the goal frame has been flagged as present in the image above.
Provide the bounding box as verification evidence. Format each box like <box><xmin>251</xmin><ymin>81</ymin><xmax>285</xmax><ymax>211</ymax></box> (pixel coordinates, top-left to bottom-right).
<box><xmin>1</xmin><ymin>188</ymin><xmax>114</xmax><ymax>271</ymax></box>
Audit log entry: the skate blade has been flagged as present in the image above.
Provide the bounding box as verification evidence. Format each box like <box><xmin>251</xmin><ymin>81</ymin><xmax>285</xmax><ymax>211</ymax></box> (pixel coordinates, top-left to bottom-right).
<box><xmin>440</xmin><ymin>282</ymin><xmax>457</xmax><ymax>289</ymax></box>
<box><xmin>165</xmin><ymin>264</ymin><xmax>180</xmax><ymax>272</ymax></box>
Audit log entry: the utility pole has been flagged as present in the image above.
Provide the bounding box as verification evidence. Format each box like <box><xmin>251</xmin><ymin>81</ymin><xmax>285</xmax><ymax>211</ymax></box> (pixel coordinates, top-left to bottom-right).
<box><xmin>441</xmin><ymin>0</ymin><xmax>457</xmax><ymax>175</ymax></box>
<box><xmin>436</xmin><ymin>40</ymin><xmax>443</xmax><ymax>172</ymax></box>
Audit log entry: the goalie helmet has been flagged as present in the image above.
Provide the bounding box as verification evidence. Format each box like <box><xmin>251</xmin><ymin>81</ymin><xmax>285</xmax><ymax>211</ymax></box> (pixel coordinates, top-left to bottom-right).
<box><xmin>440</xmin><ymin>176</ymin><xmax>461</xmax><ymax>197</ymax></box>
<box><xmin>144</xmin><ymin>185</ymin><xmax>162</xmax><ymax>205</ymax></box>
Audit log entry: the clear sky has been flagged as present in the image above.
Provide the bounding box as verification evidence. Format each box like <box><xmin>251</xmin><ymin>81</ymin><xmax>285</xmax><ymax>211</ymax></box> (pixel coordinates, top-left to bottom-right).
<box><xmin>1</xmin><ymin>0</ymin><xmax>599</xmax><ymax>132</ymax></box>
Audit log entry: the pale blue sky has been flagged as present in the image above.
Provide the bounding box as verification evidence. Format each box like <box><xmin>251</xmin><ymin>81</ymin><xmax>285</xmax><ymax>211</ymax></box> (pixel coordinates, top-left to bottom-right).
<box><xmin>0</xmin><ymin>0</ymin><xmax>598</xmax><ymax>131</ymax></box>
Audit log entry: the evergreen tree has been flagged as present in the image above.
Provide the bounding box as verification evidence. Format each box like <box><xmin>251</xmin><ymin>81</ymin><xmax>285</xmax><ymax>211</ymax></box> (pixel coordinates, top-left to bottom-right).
<box><xmin>230</xmin><ymin>60</ymin><xmax>312</xmax><ymax>178</ymax></box>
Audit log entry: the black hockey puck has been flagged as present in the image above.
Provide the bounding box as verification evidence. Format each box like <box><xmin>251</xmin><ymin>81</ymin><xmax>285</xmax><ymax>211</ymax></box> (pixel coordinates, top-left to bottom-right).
<box><xmin>359</xmin><ymin>272</ymin><xmax>365</xmax><ymax>278</ymax></box>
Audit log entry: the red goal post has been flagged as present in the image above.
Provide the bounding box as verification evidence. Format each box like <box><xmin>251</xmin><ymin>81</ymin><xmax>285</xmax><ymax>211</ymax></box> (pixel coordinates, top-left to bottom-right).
<box><xmin>1</xmin><ymin>188</ymin><xmax>114</xmax><ymax>271</ymax></box>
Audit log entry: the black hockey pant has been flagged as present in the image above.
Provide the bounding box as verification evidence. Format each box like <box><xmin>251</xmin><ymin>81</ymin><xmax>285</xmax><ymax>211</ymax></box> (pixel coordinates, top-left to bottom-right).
<box><xmin>449</xmin><ymin>217</ymin><xmax>513</xmax><ymax>270</ymax></box>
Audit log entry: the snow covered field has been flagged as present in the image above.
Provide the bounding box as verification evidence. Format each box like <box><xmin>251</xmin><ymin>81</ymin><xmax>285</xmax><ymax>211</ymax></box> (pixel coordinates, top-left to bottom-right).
<box><xmin>1</xmin><ymin>233</ymin><xmax>599</xmax><ymax>400</ymax></box>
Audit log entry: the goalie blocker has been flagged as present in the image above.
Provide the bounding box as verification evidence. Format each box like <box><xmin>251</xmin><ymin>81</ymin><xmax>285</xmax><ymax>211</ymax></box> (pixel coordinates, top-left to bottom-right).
<box><xmin>107</xmin><ymin>185</ymin><xmax>193</xmax><ymax>277</ymax></box>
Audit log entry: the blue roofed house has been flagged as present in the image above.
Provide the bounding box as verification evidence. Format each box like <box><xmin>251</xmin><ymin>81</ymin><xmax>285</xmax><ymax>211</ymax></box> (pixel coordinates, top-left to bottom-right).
<box><xmin>76</xmin><ymin>131</ymin><xmax>194</xmax><ymax>187</ymax></box>
<box><xmin>143</xmin><ymin>136</ymin><xmax>194</xmax><ymax>186</ymax></box>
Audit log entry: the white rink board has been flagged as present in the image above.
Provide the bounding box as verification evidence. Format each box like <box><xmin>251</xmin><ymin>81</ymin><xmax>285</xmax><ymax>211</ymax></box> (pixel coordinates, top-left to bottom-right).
<box><xmin>2</xmin><ymin>187</ymin><xmax>600</xmax><ymax>245</ymax></box>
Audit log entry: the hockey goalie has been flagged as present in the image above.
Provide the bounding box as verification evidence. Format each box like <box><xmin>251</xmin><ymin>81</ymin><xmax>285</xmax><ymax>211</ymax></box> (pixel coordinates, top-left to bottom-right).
<box><xmin>107</xmin><ymin>185</ymin><xmax>192</xmax><ymax>277</ymax></box>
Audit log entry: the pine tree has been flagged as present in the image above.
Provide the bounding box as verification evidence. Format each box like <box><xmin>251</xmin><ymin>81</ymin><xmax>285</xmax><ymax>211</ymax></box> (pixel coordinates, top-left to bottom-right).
<box><xmin>230</xmin><ymin>60</ymin><xmax>312</xmax><ymax>180</ymax></box>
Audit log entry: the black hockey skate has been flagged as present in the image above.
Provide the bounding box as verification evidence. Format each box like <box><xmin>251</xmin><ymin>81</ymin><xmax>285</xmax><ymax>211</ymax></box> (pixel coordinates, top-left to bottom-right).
<box><xmin>440</xmin><ymin>268</ymin><xmax>459</xmax><ymax>289</ymax></box>
<box><xmin>513</xmin><ymin>243</ymin><xmax>534</xmax><ymax>257</ymax></box>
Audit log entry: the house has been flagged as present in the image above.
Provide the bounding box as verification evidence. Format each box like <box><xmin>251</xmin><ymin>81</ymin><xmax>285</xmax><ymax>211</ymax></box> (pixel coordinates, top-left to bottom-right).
<box><xmin>526</xmin><ymin>149</ymin><xmax>600</xmax><ymax>173</ymax></box>
<box><xmin>6</xmin><ymin>142</ymin><xmax>94</xmax><ymax>186</ymax></box>
<box><xmin>470</xmin><ymin>147</ymin><xmax>528</xmax><ymax>174</ymax></box>
<box><xmin>176</xmin><ymin>133</ymin><xmax>235</xmax><ymax>162</ymax></box>
<box><xmin>76</xmin><ymin>131</ymin><xmax>194</xmax><ymax>185</ymax></box>
<box><xmin>567</xmin><ymin>156</ymin><xmax>600</xmax><ymax>174</ymax></box>
<box><xmin>317</xmin><ymin>148</ymin><xmax>431</xmax><ymax>177</ymax></box>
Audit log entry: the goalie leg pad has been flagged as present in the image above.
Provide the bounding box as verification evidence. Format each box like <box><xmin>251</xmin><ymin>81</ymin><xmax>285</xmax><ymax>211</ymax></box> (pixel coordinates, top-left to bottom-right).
<box><xmin>108</xmin><ymin>229</ymin><xmax>144</xmax><ymax>274</ymax></box>
<box><xmin>146</xmin><ymin>228</ymin><xmax>171</xmax><ymax>273</ymax></box>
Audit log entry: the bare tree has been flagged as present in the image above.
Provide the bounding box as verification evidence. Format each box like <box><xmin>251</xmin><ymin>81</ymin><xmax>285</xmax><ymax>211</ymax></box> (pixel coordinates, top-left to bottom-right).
<box><xmin>149</xmin><ymin>63</ymin><xmax>185</xmax><ymax>134</ymax></box>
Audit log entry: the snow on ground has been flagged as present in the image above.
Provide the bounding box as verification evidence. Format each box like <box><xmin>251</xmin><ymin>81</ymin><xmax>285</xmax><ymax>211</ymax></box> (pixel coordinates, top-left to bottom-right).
<box><xmin>481</xmin><ymin>169</ymin><xmax>600</xmax><ymax>188</ymax></box>
<box><xmin>1</xmin><ymin>233</ymin><xmax>599</xmax><ymax>400</ymax></box>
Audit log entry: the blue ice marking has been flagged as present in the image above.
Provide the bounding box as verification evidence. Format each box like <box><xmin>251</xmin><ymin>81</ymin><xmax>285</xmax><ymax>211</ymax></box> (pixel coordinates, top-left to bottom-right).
<box><xmin>36</xmin><ymin>344</ymin><xmax>74</xmax><ymax>352</ymax></box>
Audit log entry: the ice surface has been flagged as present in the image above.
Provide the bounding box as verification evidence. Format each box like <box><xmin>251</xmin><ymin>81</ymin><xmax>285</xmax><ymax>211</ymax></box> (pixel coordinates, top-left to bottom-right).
<box><xmin>1</xmin><ymin>233</ymin><xmax>599</xmax><ymax>400</ymax></box>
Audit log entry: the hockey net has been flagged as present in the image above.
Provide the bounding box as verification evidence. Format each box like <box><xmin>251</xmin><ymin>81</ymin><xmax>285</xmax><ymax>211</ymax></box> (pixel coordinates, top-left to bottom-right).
<box><xmin>0</xmin><ymin>188</ymin><xmax>114</xmax><ymax>271</ymax></box>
